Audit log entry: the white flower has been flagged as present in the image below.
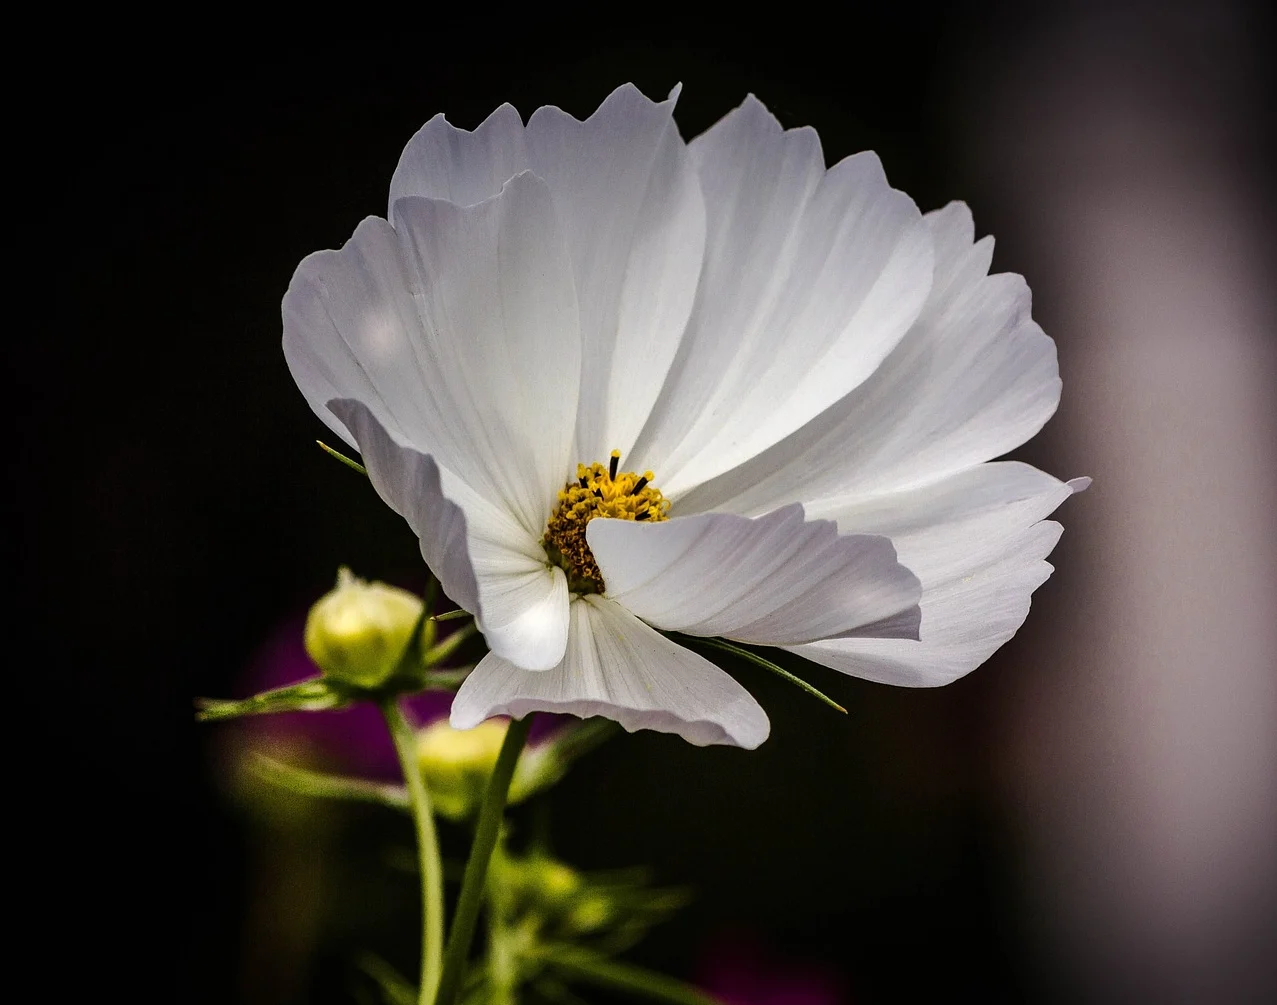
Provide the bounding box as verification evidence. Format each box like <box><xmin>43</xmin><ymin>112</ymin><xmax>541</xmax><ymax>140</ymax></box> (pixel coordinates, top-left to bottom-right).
<box><xmin>284</xmin><ymin>84</ymin><xmax>1083</xmax><ymax>750</ymax></box>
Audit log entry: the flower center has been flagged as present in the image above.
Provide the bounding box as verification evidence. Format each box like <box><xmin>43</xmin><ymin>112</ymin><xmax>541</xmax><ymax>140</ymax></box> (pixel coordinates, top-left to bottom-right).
<box><xmin>543</xmin><ymin>449</ymin><xmax>670</xmax><ymax>594</ymax></box>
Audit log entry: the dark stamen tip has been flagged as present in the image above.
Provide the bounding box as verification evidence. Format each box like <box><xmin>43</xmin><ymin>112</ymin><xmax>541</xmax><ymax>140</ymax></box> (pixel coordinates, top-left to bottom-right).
<box><xmin>578</xmin><ymin>476</ymin><xmax>589</xmax><ymax>488</ymax></box>
<box><xmin>635</xmin><ymin>511</ymin><xmax>650</xmax><ymax>521</ymax></box>
<box><xmin>633</xmin><ymin>475</ymin><xmax>650</xmax><ymax>493</ymax></box>
<box><xmin>608</xmin><ymin>452</ymin><xmax>620</xmax><ymax>480</ymax></box>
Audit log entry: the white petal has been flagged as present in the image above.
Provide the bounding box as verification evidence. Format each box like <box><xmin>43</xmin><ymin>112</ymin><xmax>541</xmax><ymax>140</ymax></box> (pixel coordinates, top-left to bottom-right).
<box><xmin>588</xmin><ymin>505</ymin><xmax>921</xmax><ymax>645</ymax></box>
<box><xmin>388</xmin><ymin>102</ymin><xmax>530</xmax><ymax>210</ymax></box>
<box><xmin>628</xmin><ymin>95</ymin><xmax>933</xmax><ymax>496</ymax></box>
<box><xmin>523</xmin><ymin>83</ymin><xmax>707</xmax><ymax>460</ymax></box>
<box><xmin>450</xmin><ymin>595</ymin><xmax>770</xmax><ymax>748</ymax></box>
<box><xmin>471</xmin><ymin>555</ymin><xmax>570</xmax><ymax>672</ymax></box>
<box><xmin>677</xmin><ymin>202</ymin><xmax>1062</xmax><ymax>516</ymax></box>
<box><xmin>388</xmin><ymin>175</ymin><xmax>582</xmax><ymax>536</ymax></box>
<box><xmin>786</xmin><ymin>463</ymin><xmax>1083</xmax><ymax>686</ymax></box>
<box><xmin>388</xmin><ymin>84</ymin><xmax>706</xmax><ymax>464</ymax></box>
<box><xmin>284</xmin><ymin>171</ymin><xmax>582</xmax><ymax>540</ymax></box>
<box><xmin>792</xmin><ymin>522</ymin><xmax>1063</xmax><ymax>687</ymax></box>
<box><xmin>329</xmin><ymin>399</ymin><xmax>480</xmax><ymax>617</ymax></box>
<box><xmin>283</xmin><ymin>215</ymin><xmax>439</xmax><ymax>451</ymax></box>
<box><xmin>826</xmin><ymin>461</ymin><xmax>1076</xmax><ymax>579</ymax></box>
<box><xmin>330</xmin><ymin>400</ymin><xmax>571</xmax><ymax>670</ymax></box>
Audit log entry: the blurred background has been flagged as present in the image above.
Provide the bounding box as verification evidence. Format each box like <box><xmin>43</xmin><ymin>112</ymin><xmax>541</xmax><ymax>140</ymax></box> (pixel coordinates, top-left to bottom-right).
<box><xmin>24</xmin><ymin>3</ymin><xmax>1274</xmax><ymax>1002</ymax></box>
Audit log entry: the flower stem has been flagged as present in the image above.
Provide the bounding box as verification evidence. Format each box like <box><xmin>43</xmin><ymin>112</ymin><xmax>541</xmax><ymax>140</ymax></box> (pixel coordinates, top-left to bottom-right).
<box><xmin>381</xmin><ymin>699</ymin><xmax>444</xmax><ymax>1004</ymax></box>
<box><xmin>435</xmin><ymin>714</ymin><xmax>534</xmax><ymax>1005</ymax></box>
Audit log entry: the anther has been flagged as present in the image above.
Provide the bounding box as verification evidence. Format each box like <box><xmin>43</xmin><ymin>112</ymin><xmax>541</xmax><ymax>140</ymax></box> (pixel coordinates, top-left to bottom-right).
<box><xmin>543</xmin><ymin>451</ymin><xmax>670</xmax><ymax>594</ymax></box>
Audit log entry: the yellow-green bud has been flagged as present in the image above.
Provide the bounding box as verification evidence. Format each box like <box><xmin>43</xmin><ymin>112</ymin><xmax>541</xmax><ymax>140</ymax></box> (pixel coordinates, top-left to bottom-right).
<box><xmin>523</xmin><ymin>858</ymin><xmax>582</xmax><ymax>908</ymax></box>
<box><xmin>416</xmin><ymin>719</ymin><xmax>509</xmax><ymax>820</ymax></box>
<box><xmin>566</xmin><ymin>892</ymin><xmax>613</xmax><ymax>933</ymax></box>
<box><xmin>303</xmin><ymin>567</ymin><xmax>423</xmax><ymax>689</ymax></box>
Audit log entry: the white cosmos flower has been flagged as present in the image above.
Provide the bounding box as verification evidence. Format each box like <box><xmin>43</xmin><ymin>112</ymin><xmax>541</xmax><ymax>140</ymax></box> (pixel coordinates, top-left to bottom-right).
<box><xmin>283</xmin><ymin>83</ymin><xmax>1084</xmax><ymax>750</ymax></box>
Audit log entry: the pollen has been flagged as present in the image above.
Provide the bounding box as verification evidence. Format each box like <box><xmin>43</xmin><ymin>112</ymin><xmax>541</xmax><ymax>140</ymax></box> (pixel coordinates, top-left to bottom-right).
<box><xmin>543</xmin><ymin>449</ymin><xmax>670</xmax><ymax>594</ymax></box>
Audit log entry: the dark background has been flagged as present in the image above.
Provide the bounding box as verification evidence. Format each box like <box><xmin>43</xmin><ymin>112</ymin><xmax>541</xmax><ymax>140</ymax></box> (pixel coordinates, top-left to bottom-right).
<box><xmin>23</xmin><ymin>4</ymin><xmax>1274</xmax><ymax>1003</ymax></box>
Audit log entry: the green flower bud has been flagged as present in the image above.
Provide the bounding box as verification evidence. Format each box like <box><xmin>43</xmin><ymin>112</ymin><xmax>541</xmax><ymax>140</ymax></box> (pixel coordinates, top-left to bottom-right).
<box><xmin>523</xmin><ymin>858</ymin><xmax>582</xmax><ymax>908</ymax></box>
<box><xmin>416</xmin><ymin>719</ymin><xmax>509</xmax><ymax>820</ymax></box>
<box><xmin>565</xmin><ymin>892</ymin><xmax>613</xmax><ymax>933</ymax></box>
<box><xmin>303</xmin><ymin>567</ymin><xmax>423</xmax><ymax>689</ymax></box>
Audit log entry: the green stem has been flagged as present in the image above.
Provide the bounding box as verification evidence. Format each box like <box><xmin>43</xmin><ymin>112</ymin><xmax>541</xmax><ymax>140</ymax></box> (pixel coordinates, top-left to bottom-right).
<box><xmin>381</xmin><ymin>699</ymin><xmax>445</xmax><ymax>1004</ymax></box>
<box><xmin>537</xmin><ymin>947</ymin><xmax>721</xmax><ymax>1005</ymax></box>
<box><xmin>435</xmin><ymin>714</ymin><xmax>534</xmax><ymax>1005</ymax></box>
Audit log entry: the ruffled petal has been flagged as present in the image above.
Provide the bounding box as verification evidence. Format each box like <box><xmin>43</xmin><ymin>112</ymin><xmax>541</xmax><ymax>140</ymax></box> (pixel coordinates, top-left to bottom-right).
<box><xmin>587</xmin><ymin>505</ymin><xmax>920</xmax><ymax>645</ymax></box>
<box><xmin>389</xmin><ymin>102</ymin><xmax>530</xmax><ymax>210</ymax></box>
<box><xmin>283</xmin><ymin>215</ymin><xmax>438</xmax><ymax>451</ymax></box>
<box><xmin>629</xmin><ymin>95</ymin><xmax>933</xmax><ymax>496</ymax></box>
<box><xmin>388</xmin><ymin>84</ymin><xmax>706</xmax><ymax>463</ymax></box>
<box><xmin>450</xmin><ymin>595</ymin><xmax>770</xmax><ymax>748</ymax></box>
<box><xmin>329</xmin><ymin>399</ymin><xmax>480</xmax><ymax>617</ymax></box>
<box><xmin>284</xmin><ymin>171</ymin><xmax>582</xmax><ymax>540</ymax></box>
<box><xmin>329</xmin><ymin>400</ymin><xmax>571</xmax><ymax>670</ymax></box>
<box><xmin>677</xmin><ymin>202</ymin><xmax>1062</xmax><ymax>516</ymax></box>
<box><xmin>786</xmin><ymin>463</ymin><xmax>1085</xmax><ymax>686</ymax></box>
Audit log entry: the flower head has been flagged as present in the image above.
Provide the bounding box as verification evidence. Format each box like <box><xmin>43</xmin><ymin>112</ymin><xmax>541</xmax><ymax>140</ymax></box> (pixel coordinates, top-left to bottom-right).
<box><xmin>284</xmin><ymin>84</ymin><xmax>1082</xmax><ymax>749</ymax></box>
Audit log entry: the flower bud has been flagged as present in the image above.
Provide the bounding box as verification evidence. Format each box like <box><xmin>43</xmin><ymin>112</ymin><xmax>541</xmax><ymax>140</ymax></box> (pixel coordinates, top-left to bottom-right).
<box><xmin>522</xmin><ymin>858</ymin><xmax>582</xmax><ymax>908</ymax></box>
<box><xmin>566</xmin><ymin>892</ymin><xmax>613</xmax><ymax>934</ymax></box>
<box><xmin>416</xmin><ymin>719</ymin><xmax>509</xmax><ymax>819</ymax></box>
<box><xmin>303</xmin><ymin>567</ymin><xmax>423</xmax><ymax>689</ymax></box>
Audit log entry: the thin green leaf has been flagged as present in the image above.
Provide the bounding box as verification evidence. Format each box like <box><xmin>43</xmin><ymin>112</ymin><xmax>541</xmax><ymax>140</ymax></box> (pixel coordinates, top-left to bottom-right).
<box><xmin>423</xmin><ymin>621</ymin><xmax>478</xmax><ymax>667</ymax></box>
<box><xmin>429</xmin><ymin>608</ymin><xmax>472</xmax><ymax>623</ymax></box>
<box><xmin>683</xmin><ymin>637</ymin><xmax>846</xmax><ymax>715</ymax></box>
<box><xmin>356</xmin><ymin>953</ymin><xmax>417</xmax><ymax>1005</ymax></box>
<box><xmin>421</xmin><ymin>665</ymin><xmax>476</xmax><ymax>691</ymax></box>
<box><xmin>251</xmin><ymin>754</ymin><xmax>409</xmax><ymax>810</ymax></box>
<box><xmin>317</xmin><ymin>439</ymin><xmax>368</xmax><ymax>475</ymax></box>
<box><xmin>531</xmin><ymin>976</ymin><xmax>592</xmax><ymax>1005</ymax></box>
<box><xmin>536</xmin><ymin>946</ymin><xmax>721</xmax><ymax>1005</ymax></box>
<box><xmin>195</xmin><ymin>678</ymin><xmax>349</xmax><ymax>721</ymax></box>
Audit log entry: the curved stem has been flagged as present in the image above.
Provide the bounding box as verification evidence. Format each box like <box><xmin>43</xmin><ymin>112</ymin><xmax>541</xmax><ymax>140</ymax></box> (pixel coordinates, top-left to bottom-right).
<box><xmin>435</xmin><ymin>714</ymin><xmax>534</xmax><ymax>1005</ymax></box>
<box><xmin>381</xmin><ymin>699</ymin><xmax>444</xmax><ymax>1004</ymax></box>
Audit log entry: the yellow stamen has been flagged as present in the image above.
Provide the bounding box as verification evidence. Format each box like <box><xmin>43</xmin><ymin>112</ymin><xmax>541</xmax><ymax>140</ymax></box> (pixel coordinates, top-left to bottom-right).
<box><xmin>543</xmin><ymin>450</ymin><xmax>670</xmax><ymax>593</ymax></box>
